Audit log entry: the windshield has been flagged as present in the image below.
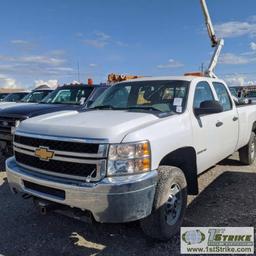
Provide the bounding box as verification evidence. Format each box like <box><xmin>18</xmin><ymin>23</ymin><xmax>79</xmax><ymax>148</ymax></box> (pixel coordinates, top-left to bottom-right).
<box><xmin>3</xmin><ymin>92</ymin><xmax>29</xmax><ymax>102</ymax></box>
<box><xmin>40</xmin><ymin>87</ymin><xmax>94</xmax><ymax>105</ymax></box>
<box><xmin>89</xmin><ymin>80</ymin><xmax>189</xmax><ymax>114</ymax></box>
<box><xmin>21</xmin><ymin>90</ymin><xmax>52</xmax><ymax>103</ymax></box>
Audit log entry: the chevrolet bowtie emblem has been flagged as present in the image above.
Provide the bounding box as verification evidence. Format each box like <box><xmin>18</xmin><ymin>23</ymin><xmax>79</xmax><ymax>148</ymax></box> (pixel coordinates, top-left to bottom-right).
<box><xmin>35</xmin><ymin>147</ymin><xmax>54</xmax><ymax>161</ymax></box>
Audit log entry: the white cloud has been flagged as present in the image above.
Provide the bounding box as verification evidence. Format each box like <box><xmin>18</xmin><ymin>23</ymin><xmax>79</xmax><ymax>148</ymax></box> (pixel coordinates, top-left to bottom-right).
<box><xmin>0</xmin><ymin>55</ymin><xmax>16</xmax><ymax>62</ymax></box>
<box><xmin>82</xmin><ymin>31</ymin><xmax>127</xmax><ymax>48</ymax></box>
<box><xmin>224</xmin><ymin>75</ymin><xmax>246</xmax><ymax>86</ymax></box>
<box><xmin>0</xmin><ymin>54</ymin><xmax>65</xmax><ymax>66</ymax></box>
<box><xmin>34</xmin><ymin>79</ymin><xmax>58</xmax><ymax>89</ymax></box>
<box><xmin>219</xmin><ymin>53</ymin><xmax>256</xmax><ymax>65</ymax></box>
<box><xmin>10</xmin><ymin>39</ymin><xmax>35</xmax><ymax>50</ymax></box>
<box><xmin>10</xmin><ymin>39</ymin><xmax>30</xmax><ymax>45</ymax></box>
<box><xmin>82</xmin><ymin>31</ymin><xmax>111</xmax><ymax>48</ymax></box>
<box><xmin>0</xmin><ymin>74</ymin><xmax>19</xmax><ymax>88</ymax></box>
<box><xmin>83</xmin><ymin>39</ymin><xmax>108</xmax><ymax>48</ymax></box>
<box><xmin>215</xmin><ymin>21</ymin><xmax>256</xmax><ymax>38</ymax></box>
<box><xmin>19</xmin><ymin>55</ymin><xmax>65</xmax><ymax>65</ymax></box>
<box><xmin>116</xmin><ymin>41</ymin><xmax>128</xmax><ymax>47</ymax></box>
<box><xmin>94</xmin><ymin>31</ymin><xmax>111</xmax><ymax>41</ymax></box>
<box><xmin>89</xmin><ymin>63</ymin><xmax>97</xmax><ymax>68</ymax></box>
<box><xmin>157</xmin><ymin>59</ymin><xmax>184</xmax><ymax>69</ymax></box>
<box><xmin>71</xmin><ymin>80</ymin><xmax>81</xmax><ymax>85</ymax></box>
<box><xmin>250</xmin><ymin>42</ymin><xmax>256</xmax><ymax>50</ymax></box>
<box><xmin>46</xmin><ymin>67</ymin><xmax>73</xmax><ymax>73</ymax></box>
<box><xmin>248</xmin><ymin>16</ymin><xmax>256</xmax><ymax>22</ymax></box>
<box><xmin>224</xmin><ymin>74</ymin><xmax>256</xmax><ymax>86</ymax></box>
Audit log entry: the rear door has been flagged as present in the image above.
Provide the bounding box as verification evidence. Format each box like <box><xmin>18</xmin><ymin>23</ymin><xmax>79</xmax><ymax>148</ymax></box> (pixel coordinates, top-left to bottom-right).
<box><xmin>212</xmin><ymin>82</ymin><xmax>239</xmax><ymax>158</ymax></box>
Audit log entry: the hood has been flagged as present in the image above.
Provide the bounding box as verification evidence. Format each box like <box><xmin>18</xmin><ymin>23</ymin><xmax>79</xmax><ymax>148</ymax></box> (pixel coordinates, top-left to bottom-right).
<box><xmin>18</xmin><ymin>110</ymin><xmax>160</xmax><ymax>143</ymax></box>
<box><xmin>0</xmin><ymin>103</ymin><xmax>80</xmax><ymax>118</ymax></box>
<box><xmin>0</xmin><ymin>102</ymin><xmax>30</xmax><ymax>110</ymax></box>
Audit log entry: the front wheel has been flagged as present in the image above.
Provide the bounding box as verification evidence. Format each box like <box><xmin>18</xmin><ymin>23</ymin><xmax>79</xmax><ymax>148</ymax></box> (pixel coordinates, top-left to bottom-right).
<box><xmin>239</xmin><ymin>132</ymin><xmax>256</xmax><ymax>165</ymax></box>
<box><xmin>140</xmin><ymin>166</ymin><xmax>187</xmax><ymax>241</ymax></box>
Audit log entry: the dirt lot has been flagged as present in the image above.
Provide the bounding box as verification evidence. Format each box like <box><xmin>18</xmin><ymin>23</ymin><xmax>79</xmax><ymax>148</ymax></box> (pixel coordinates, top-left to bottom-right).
<box><xmin>0</xmin><ymin>154</ymin><xmax>255</xmax><ymax>256</ymax></box>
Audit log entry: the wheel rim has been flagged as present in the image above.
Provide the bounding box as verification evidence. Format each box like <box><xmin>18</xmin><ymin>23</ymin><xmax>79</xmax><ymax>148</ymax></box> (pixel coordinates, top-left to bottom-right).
<box><xmin>250</xmin><ymin>139</ymin><xmax>255</xmax><ymax>160</ymax></box>
<box><xmin>164</xmin><ymin>183</ymin><xmax>182</xmax><ymax>226</ymax></box>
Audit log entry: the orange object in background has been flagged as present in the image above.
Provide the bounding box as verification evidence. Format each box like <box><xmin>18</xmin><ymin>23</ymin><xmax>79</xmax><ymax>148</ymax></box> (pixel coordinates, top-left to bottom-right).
<box><xmin>88</xmin><ymin>78</ymin><xmax>93</xmax><ymax>85</ymax></box>
<box><xmin>107</xmin><ymin>73</ymin><xmax>144</xmax><ymax>83</ymax></box>
<box><xmin>184</xmin><ymin>72</ymin><xmax>205</xmax><ymax>77</ymax></box>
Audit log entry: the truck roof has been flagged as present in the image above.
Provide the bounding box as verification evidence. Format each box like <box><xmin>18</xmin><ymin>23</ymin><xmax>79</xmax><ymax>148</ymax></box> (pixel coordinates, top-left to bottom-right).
<box><xmin>60</xmin><ymin>84</ymin><xmax>108</xmax><ymax>89</ymax></box>
<box><xmin>116</xmin><ymin>75</ymin><xmax>226</xmax><ymax>84</ymax></box>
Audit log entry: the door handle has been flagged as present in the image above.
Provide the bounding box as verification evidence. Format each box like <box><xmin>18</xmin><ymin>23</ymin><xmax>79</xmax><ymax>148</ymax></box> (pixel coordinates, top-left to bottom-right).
<box><xmin>233</xmin><ymin>116</ymin><xmax>238</xmax><ymax>121</ymax></box>
<box><xmin>216</xmin><ymin>121</ymin><xmax>223</xmax><ymax>127</ymax></box>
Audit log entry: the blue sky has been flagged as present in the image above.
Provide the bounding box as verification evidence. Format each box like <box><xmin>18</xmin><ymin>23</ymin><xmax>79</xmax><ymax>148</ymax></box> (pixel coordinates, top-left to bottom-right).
<box><xmin>0</xmin><ymin>0</ymin><xmax>256</xmax><ymax>88</ymax></box>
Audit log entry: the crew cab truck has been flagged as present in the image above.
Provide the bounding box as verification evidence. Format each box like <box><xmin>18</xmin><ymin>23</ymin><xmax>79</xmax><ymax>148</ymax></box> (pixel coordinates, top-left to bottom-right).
<box><xmin>0</xmin><ymin>91</ymin><xmax>30</xmax><ymax>104</ymax></box>
<box><xmin>6</xmin><ymin>76</ymin><xmax>256</xmax><ymax>240</ymax></box>
<box><xmin>0</xmin><ymin>84</ymin><xmax>108</xmax><ymax>156</ymax></box>
<box><xmin>0</xmin><ymin>88</ymin><xmax>53</xmax><ymax>110</ymax></box>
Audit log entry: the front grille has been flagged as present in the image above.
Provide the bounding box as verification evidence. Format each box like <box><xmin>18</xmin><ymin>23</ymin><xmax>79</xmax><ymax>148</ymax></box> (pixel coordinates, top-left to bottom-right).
<box><xmin>15</xmin><ymin>152</ymin><xmax>97</xmax><ymax>179</ymax></box>
<box><xmin>14</xmin><ymin>135</ymin><xmax>99</xmax><ymax>153</ymax></box>
<box><xmin>23</xmin><ymin>180</ymin><xmax>65</xmax><ymax>199</ymax></box>
<box><xmin>0</xmin><ymin>117</ymin><xmax>17</xmax><ymax>134</ymax></box>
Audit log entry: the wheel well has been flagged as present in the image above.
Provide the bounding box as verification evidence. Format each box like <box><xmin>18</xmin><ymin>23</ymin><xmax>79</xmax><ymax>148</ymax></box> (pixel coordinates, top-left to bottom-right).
<box><xmin>159</xmin><ymin>147</ymin><xmax>198</xmax><ymax>195</ymax></box>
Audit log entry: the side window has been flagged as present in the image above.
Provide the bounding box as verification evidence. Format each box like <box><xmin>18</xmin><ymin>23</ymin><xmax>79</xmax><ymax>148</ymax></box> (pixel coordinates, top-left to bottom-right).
<box><xmin>54</xmin><ymin>90</ymin><xmax>71</xmax><ymax>102</ymax></box>
<box><xmin>213</xmin><ymin>82</ymin><xmax>232</xmax><ymax>111</ymax></box>
<box><xmin>193</xmin><ymin>81</ymin><xmax>214</xmax><ymax>109</ymax></box>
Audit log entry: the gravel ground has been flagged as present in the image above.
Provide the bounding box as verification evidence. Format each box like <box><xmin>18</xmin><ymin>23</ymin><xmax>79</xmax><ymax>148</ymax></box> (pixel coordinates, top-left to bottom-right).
<box><xmin>0</xmin><ymin>153</ymin><xmax>255</xmax><ymax>256</ymax></box>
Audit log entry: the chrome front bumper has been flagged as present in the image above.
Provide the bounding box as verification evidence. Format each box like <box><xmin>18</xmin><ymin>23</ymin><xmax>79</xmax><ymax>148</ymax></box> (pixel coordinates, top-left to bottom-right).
<box><xmin>6</xmin><ymin>157</ymin><xmax>158</xmax><ymax>223</ymax></box>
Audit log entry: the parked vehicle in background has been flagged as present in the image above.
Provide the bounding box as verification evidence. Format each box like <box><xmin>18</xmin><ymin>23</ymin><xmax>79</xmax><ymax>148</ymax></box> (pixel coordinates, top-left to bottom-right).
<box><xmin>1</xmin><ymin>91</ymin><xmax>30</xmax><ymax>103</ymax></box>
<box><xmin>20</xmin><ymin>88</ymin><xmax>53</xmax><ymax>103</ymax></box>
<box><xmin>0</xmin><ymin>88</ymin><xmax>53</xmax><ymax>110</ymax></box>
<box><xmin>0</xmin><ymin>93</ymin><xmax>10</xmax><ymax>101</ymax></box>
<box><xmin>246</xmin><ymin>90</ymin><xmax>256</xmax><ymax>104</ymax></box>
<box><xmin>229</xmin><ymin>85</ymin><xmax>256</xmax><ymax>104</ymax></box>
<box><xmin>6</xmin><ymin>75</ymin><xmax>256</xmax><ymax>240</ymax></box>
<box><xmin>0</xmin><ymin>83</ymin><xmax>108</xmax><ymax>156</ymax></box>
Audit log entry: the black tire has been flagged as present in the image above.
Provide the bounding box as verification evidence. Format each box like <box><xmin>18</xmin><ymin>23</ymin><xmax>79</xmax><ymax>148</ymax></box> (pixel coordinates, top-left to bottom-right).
<box><xmin>140</xmin><ymin>166</ymin><xmax>187</xmax><ymax>241</ymax></box>
<box><xmin>239</xmin><ymin>132</ymin><xmax>256</xmax><ymax>165</ymax></box>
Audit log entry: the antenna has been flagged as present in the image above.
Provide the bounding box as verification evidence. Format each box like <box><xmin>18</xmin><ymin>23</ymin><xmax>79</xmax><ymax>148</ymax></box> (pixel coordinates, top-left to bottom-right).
<box><xmin>77</xmin><ymin>61</ymin><xmax>80</xmax><ymax>82</ymax></box>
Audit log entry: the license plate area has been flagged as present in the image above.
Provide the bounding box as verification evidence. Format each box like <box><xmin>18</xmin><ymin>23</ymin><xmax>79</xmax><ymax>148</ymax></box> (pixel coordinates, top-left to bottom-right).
<box><xmin>23</xmin><ymin>180</ymin><xmax>65</xmax><ymax>200</ymax></box>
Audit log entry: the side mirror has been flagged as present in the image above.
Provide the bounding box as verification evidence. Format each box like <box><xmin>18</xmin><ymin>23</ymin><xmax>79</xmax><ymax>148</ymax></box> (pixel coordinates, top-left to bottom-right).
<box><xmin>194</xmin><ymin>100</ymin><xmax>223</xmax><ymax>116</ymax></box>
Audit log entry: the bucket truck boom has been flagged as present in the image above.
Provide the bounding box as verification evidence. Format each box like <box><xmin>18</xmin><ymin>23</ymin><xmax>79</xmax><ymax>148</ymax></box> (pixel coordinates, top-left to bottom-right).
<box><xmin>200</xmin><ymin>0</ymin><xmax>224</xmax><ymax>78</ymax></box>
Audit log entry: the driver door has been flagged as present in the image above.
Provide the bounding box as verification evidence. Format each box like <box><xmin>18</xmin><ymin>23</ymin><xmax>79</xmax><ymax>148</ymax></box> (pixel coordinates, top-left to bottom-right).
<box><xmin>191</xmin><ymin>81</ymin><xmax>221</xmax><ymax>173</ymax></box>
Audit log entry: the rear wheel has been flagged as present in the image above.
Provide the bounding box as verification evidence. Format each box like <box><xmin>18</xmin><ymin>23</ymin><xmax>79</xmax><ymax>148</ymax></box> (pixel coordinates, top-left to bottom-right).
<box><xmin>239</xmin><ymin>132</ymin><xmax>256</xmax><ymax>165</ymax></box>
<box><xmin>140</xmin><ymin>166</ymin><xmax>187</xmax><ymax>240</ymax></box>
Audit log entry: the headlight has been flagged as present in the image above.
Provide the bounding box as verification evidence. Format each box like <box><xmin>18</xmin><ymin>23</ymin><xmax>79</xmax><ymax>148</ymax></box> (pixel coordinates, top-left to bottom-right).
<box><xmin>107</xmin><ymin>141</ymin><xmax>151</xmax><ymax>176</ymax></box>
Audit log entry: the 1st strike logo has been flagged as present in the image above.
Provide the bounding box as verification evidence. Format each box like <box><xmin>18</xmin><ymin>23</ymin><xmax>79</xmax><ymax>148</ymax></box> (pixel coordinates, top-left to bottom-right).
<box><xmin>35</xmin><ymin>147</ymin><xmax>54</xmax><ymax>161</ymax></box>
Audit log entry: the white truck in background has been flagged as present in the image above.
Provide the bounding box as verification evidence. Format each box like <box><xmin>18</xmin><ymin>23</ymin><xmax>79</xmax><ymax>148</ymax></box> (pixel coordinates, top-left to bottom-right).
<box><xmin>6</xmin><ymin>75</ymin><xmax>256</xmax><ymax>240</ymax></box>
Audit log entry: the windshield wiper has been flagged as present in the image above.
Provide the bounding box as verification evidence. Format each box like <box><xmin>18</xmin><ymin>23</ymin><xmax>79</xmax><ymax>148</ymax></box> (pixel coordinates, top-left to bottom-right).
<box><xmin>126</xmin><ymin>106</ymin><xmax>163</xmax><ymax>112</ymax></box>
<box><xmin>90</xmin><ymin>105</ymin><xmax>116</xmax><ymax>110</ymax></box>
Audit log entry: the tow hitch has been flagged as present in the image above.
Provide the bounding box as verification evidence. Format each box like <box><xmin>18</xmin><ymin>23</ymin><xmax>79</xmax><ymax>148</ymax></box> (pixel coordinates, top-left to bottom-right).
<box><xmin>33</xmin><ymin>197</ymin><xmax>93</xmax><ymax>223</ymax></box>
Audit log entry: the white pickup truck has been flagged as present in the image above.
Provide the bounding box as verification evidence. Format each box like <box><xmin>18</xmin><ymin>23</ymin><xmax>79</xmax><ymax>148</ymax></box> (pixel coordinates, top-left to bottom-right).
<box><xmin>6</xmin><ymin>76</ymin><xmax>256</xmax><ymax>240</ymax></box>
